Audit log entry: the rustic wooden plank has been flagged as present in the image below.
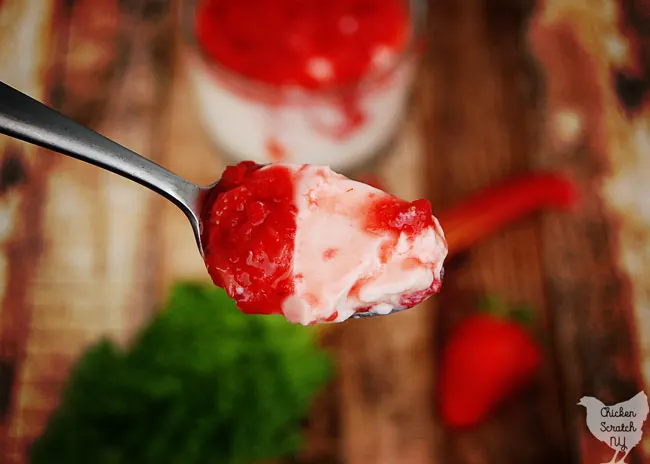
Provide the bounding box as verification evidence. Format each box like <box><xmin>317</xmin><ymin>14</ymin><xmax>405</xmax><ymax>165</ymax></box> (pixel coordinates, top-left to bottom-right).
<box><xmin>157</xmin><ymin>0</ymin><xmax>225</xmax><ymax>293</ymax></box>
<box><xmin>529</xmin><ymin>0</ymin><xmax>650</xmax><ymax>462</ymax></box>
<box><xmin>424</xmin><ymin>0</ymin><xmax>570</xmax><ymax>462</ymax></box>
<box><xmin>334</xmin><ymin>99</ymin><xmax>438</xmax><ymax>464</ymax></box>
<box><xmin>0</xmin><ymin>1</ymin><xmax>59</xmax><ymax>461</ymax></box>
<box><xmin>312</xmin><ymin>93</ymin><xmax>435</xmax><ymax>464</ymax></box>
<box><xmin>1</xmin><ymin>0</ymin><xmax>177</xmax><ymax>461</ymax></box>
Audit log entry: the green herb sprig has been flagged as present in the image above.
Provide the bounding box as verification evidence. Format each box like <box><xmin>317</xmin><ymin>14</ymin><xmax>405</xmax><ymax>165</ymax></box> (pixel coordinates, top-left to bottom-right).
<box><xmin>30</xmin><ymin>283</ymin><xmax>332</xmax><ymax>464</ymax></box>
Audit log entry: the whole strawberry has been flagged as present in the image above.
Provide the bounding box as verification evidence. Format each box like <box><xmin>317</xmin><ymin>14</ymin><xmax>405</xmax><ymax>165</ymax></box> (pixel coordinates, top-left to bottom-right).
<box><xmin>438</xmin><ymin>301</ymin><xmax>542</xmax><ymax>429</ymax></box>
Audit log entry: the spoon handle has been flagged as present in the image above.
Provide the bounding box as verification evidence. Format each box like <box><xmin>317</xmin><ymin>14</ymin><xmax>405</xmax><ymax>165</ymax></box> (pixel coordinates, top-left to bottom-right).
<box><xmin>0</xmin><ymin>81</ymin><xmax>199</xmax><ymax>214</ymax></box>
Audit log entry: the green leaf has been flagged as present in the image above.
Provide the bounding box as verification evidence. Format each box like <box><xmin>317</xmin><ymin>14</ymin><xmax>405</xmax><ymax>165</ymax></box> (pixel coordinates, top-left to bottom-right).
<box><xmin>477</xmin><ymin>295</ymin><xmax>536</xmax><ymax>328</ymax></box>
<box><xmin>478</xmin><ymin>294</ymin><xmax>509</xmax><ymax>317</ymax></box>
<box><xmin>30</xmin><ymin>282</ymin><xmax>332</xmax><ymax>464</ymax></box>
<box><xmin>511</xmin><ymin>304</ymin><xmax>535</xmax><ymax>325</ymax></box>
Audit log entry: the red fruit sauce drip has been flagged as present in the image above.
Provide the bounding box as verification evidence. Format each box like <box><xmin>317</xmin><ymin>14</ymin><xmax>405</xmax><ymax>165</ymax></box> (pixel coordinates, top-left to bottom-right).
<box><xmin>366</xmin><ymin>197</ymin><xmax>444</xmax><ymax>308</ymax></box>
<box><xmin>265</xmin><ymin>137</ymin><xmax>287</xmax><ymax>162</ymax></box>
<box><xmin>201</xmin><ymin>161</ymin><xmax>296</xmax><ymax>315</ymax></box>
<box><xmin>399</xmin><ymin>278</ymin><xmax>443</xmax><ymax>308</ymax></box>
<box><xmin>366</xmin><ymin>197</ymin><xmax>435</xmax><ymax>238</ymax></box>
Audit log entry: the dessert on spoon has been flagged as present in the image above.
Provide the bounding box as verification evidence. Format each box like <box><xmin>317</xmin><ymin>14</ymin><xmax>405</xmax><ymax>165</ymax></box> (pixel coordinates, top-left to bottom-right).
<box><xmin>0</xmin><ymin>81</ymin><xmax>448</xmax><ymax>325</ymax></box>
<box><xmin>202</xmin><ymin>161</ymin><xmax>446</xmax><ymax>325</ymax></box>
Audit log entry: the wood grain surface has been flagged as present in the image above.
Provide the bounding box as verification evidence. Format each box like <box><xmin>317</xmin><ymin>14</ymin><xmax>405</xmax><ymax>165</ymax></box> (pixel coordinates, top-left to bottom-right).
<box><xmin>1</xmin><ymin>0</ymin><xmax>650</xmax><ymax>463</ymax></box>
<box><xmin>530</xmin><ymin>0</ymin><xmax>650</xmax><ymax>462</ymax></box>
<box><xmin>0</xmin><ymin>0</ymin><xmax>58</xmax><ymax>460</ymax></box>
<box><xmin>424</xmin><ymin>0</ymin><xmax>572</xmax><ymax>462</ymax></box>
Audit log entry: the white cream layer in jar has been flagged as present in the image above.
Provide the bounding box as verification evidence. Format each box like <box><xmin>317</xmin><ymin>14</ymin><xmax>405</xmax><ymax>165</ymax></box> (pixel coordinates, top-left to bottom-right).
<box><xmin>187</xmin><ymin>56</ymin><xmax>415</xmax><ymax>173</ymax></box>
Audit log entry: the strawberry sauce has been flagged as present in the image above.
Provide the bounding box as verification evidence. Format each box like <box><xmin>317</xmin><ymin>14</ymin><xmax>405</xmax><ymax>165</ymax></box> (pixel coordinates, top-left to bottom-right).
<box><xmin>195</xmin><ymin>0</ymin><xmax>410</xmax><ymax>89</ymax></box>
<box><xmin>201</xmin><ymin>162</ymin><xmax>296</xmax><ymax>315</ymax></box>
<box><xmin>366</xmin><ymin>197</ymin><xmax>435</xmax><ymax>238</ymax></box>
<box><xmin>366</xmin><ymin>197</ymin><xmax>443</xmax><ymax>308</ymax></box>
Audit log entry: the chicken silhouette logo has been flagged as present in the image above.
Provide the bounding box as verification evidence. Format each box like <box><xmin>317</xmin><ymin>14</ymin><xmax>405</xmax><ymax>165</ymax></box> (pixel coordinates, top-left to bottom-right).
<box><xmin>577</xmin><ymin>391</ymin><xmax>649</xmax><ymax>464</ymax></box>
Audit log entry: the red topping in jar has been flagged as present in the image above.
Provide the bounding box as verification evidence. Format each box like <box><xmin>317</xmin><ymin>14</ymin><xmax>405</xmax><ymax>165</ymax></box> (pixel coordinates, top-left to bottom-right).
<box><xmin>201</xmin><ymin>161</ymin><xmax>296</xmax><ymax>315</ymax></box>
<box><xmin>195</xmin><ymin>0</ymin><xmax>410</xmax><ymax>89</ymax></box>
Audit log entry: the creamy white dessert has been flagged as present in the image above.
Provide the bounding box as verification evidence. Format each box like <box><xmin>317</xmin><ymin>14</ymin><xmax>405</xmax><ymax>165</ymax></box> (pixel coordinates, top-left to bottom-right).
<box><xmin>281</xmin><ymin>165</ymin><xmax>447</xmax><ymax>324</ymax></box>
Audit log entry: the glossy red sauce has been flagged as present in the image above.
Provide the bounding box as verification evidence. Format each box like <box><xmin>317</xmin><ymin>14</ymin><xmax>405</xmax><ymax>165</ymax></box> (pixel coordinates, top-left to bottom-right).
<box><xmin>201</xmin><ymin>161</ymin><xmax>296</xmax><ymax>315</ymax></box>
<box><xmin>366</xmin><ymin>197</ymin><xmax>434</xmax><ymax>238</ymax></box>
<box><xmin>366</xmin><ymin>197</ymin><xmax>443</xmax><ymax>308</ymax></box>
<box><xmin>195</xmin><ymin>0</ymin><xmax>409</xmax><ymax>89</ymax></box>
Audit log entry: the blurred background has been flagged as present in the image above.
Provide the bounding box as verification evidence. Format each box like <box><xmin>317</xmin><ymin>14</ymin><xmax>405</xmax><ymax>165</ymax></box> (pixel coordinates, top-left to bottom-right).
<box><xmin>1</xmin><ymin>0</ymin><xmax>649</xmax><ymax>462</ymax></box>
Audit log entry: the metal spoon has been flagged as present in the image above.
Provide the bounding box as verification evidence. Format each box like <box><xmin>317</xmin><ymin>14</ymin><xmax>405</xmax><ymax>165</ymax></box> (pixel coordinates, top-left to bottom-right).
<box><xmin>0</xmin><ymin>81</ymin><xmax>415</xmax><ymax>320</ymax></box>
<box><xmin>0</xmin><ymin>81</ymin><xmax>211</xmax><ymax>255</ymax></box>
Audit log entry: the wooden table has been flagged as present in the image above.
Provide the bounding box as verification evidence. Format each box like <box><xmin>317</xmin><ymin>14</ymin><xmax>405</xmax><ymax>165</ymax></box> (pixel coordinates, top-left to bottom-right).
<box><xmin>1</xmin><ymin>0</ymin><xmax>649</xmax><ymax>463</ymax></box>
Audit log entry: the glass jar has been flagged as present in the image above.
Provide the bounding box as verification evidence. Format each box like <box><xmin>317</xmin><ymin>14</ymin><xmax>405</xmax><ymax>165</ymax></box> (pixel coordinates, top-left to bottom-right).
<box><xmin>181</xmin><ymin>0</ymin><xmax>427</xmax><ymax>174</ymax></box>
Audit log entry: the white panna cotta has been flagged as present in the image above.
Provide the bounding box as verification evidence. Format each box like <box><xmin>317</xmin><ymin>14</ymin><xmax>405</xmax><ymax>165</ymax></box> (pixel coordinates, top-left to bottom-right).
<box><xmin>188</xmin><ymin>60</ymin><xmax>415</xmax><ymax>172</ymax></box>
<box><xmin>281</xmin><ymin>165</ymin><xmax>447</xmax><ymax>325</ymax></box>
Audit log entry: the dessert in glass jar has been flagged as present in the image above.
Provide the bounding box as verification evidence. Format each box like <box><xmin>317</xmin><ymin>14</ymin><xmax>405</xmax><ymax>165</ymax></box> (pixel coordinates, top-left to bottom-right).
<box><xmin>182</xmin><ymin>0</ymin><xmax>426</xmax><ymax>173</ymax></box>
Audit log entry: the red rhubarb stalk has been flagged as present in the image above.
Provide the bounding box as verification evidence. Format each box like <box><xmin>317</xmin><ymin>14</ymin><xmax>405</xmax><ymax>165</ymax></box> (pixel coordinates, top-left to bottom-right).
<box><xmin>437</xmin><ymin>172</ymin><xmax>578</xmax><ymax>257</ymax></box>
